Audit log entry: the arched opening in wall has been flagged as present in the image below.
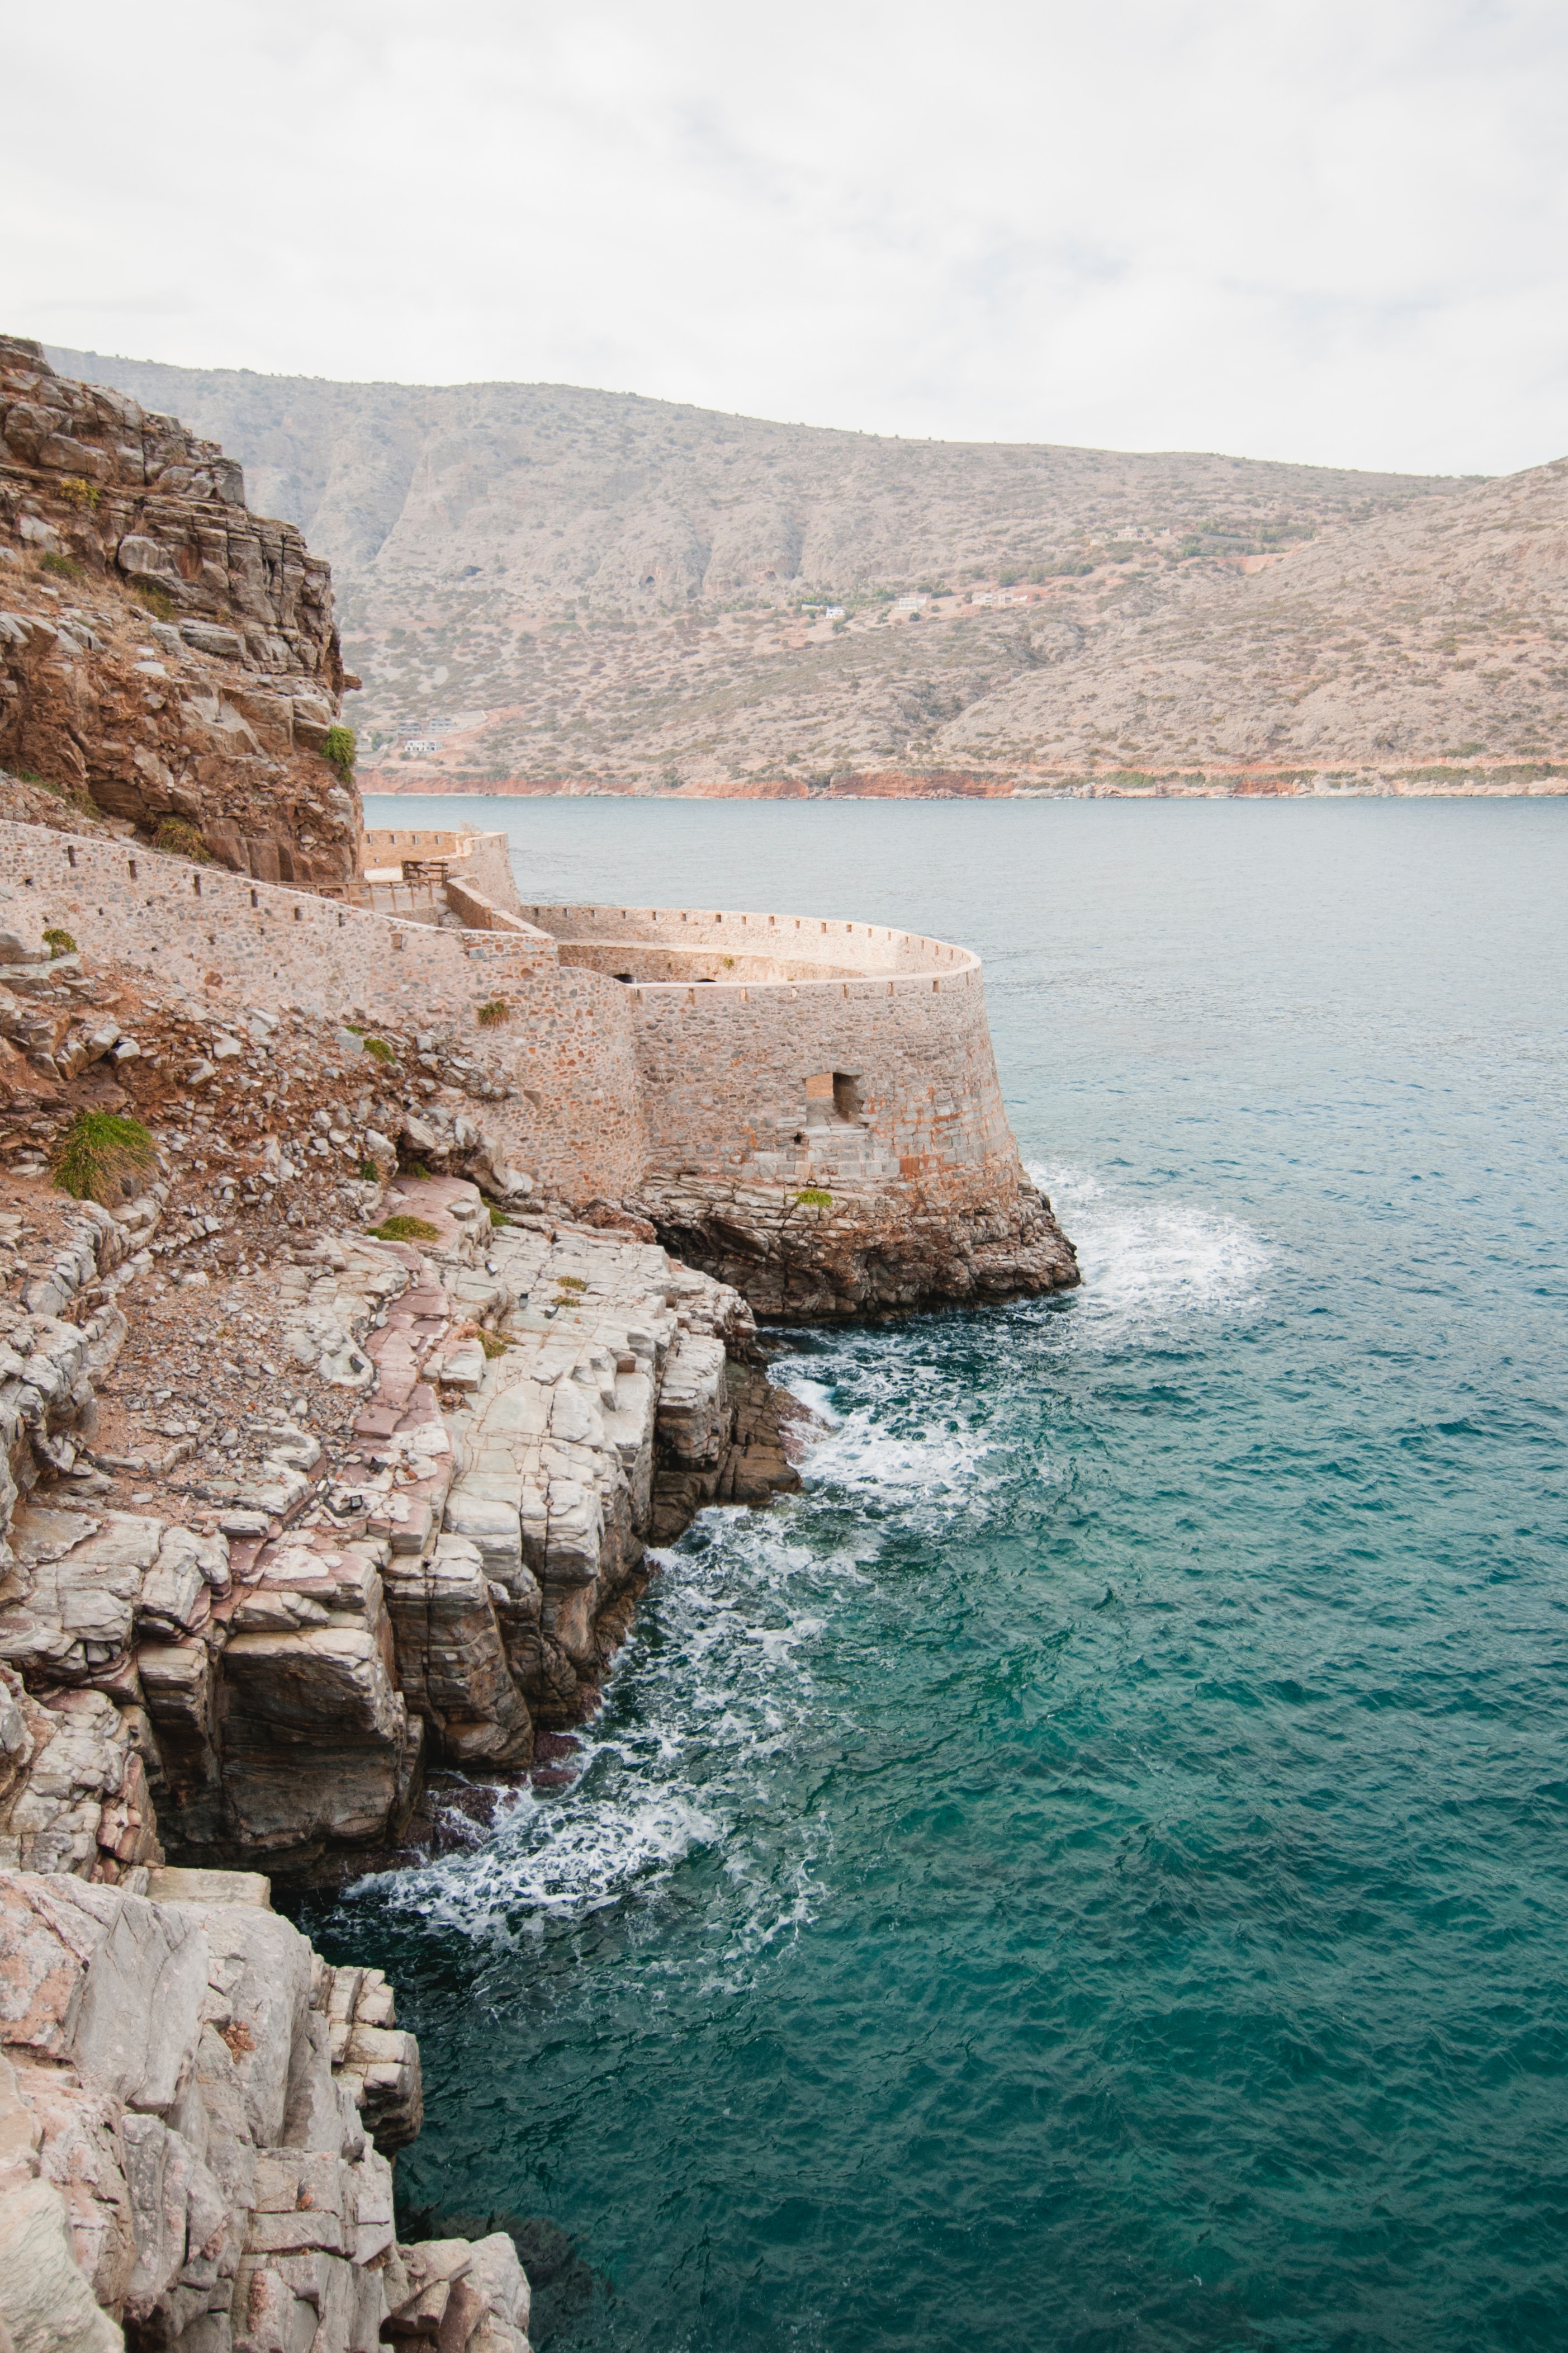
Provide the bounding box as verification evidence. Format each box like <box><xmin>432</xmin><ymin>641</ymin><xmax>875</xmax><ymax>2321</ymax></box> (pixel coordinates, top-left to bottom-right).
<box><xmin>613</xmin><ymin>971</ymin><xmax>634</xmax><ymax>982</ymax></box>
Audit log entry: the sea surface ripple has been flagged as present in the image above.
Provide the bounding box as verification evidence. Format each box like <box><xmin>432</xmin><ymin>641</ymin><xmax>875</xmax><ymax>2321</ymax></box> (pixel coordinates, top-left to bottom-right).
<box><xmin>309</xmin><ymin>797</ymin><xmax>1568</xmax><ymax>2351</ymax></box>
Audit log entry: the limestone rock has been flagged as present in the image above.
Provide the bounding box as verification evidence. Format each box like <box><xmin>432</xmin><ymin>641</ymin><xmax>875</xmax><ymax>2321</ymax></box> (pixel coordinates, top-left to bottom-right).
<box><xmin>0</xmin><ymin>1870</ymin><xmax>529</xmax><ymax>2353</ymax></box>
<box><xmin>0</xmin><ymin>2175</ymin><xmax>121</xmax><ymax>2353</ymax></box>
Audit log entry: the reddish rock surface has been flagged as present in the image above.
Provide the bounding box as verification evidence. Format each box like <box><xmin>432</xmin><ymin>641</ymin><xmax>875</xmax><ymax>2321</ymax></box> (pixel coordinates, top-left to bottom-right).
<box><xmin>0</xmin><ymin>338</ymin><xmax>361</xmax><ymax>894</ymax></box>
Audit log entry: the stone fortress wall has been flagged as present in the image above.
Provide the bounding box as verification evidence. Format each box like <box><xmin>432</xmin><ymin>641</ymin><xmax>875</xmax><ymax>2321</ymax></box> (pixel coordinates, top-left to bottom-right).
<box><xmin>525</xmin><ymin>900</ymin><xmax>1021</xmax><ymax>1200</ymax></box>
<box><xmin>0</xmin><ymin>821</ymin><xmax>648</xmax><ymax>1201</ymax></box>
<box><xmin>351</xmin><ymin>823</ymin><xmax>1026</xmax><ymax>1207</ymax></box>
<box><xmin>7</xmin><ymin>811</ymin><xmax>1027</xmax><ymax>1226</ymax></box>
<box><xmin>0</xmin><ymin>810</ymin><xmax>1073</xmax><ymax>1311</ymax></box>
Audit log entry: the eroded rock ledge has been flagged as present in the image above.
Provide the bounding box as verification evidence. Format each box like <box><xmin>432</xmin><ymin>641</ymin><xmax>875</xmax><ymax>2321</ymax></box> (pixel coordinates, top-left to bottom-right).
<box><xmin>0</xmin><ymin>1175</ymin><xmax>798</xmax><ymax>1884</ymax></box>
<box><xmin>0</xmin><ymin>1862</ymin><xmax>533</xmax><ymax>2353</ymax></box>
<box><xmin>638</xmin><ymin>1173</ymin><xmax>1079</xmax><ymax>1319</ymax></box>
<box><xmin>0</xmin><ymin>1008</ymin><xmax>802</xmax><ymax>2352</ymax></box>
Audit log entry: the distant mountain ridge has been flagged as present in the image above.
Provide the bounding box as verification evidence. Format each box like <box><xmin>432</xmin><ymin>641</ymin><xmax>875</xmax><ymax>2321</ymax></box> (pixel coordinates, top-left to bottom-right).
<box><xmin>48</xmin><ymin>347</ymin><xmax>1567</xmax><ymax>793</ymax></box>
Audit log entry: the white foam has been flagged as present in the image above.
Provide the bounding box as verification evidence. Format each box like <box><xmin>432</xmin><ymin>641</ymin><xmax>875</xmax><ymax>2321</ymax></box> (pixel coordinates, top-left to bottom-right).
<box><xmin>808</xmin><ymin>1412</ymin><xmax>988</xmax><ymax>1501</ymax></box>
<box><xmin>356</xmin><ymin>1510</ymin><xmax>845</xmax><ymax>1945</ymax></box>
<box><xmin>777</xmin><ymin>1372</ymin><xmax>841</xmax><ymax>1426</ymax></box>
<box><xmin>364</xmin><ymin>1782</ymin><xmax>722</xmax><ymax>1939</ymax></box>
<box><xmin>1031</xmin><ymin>1159</ymin><xmax>1271</xmax><ymax>1329</ymax></box>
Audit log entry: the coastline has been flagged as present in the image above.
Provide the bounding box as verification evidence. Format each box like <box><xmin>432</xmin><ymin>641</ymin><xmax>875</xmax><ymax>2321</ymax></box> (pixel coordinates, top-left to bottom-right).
<box><xmin>359</xmin><ymin>762</ymin><xmax>1568</xmax><ymax>801</ymax></box>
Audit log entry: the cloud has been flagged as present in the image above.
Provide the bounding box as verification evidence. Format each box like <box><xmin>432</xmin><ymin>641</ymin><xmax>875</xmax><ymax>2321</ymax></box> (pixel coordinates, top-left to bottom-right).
<box><xmin>3</xmin><ymin>0</ymin><xmax>1566</xmax><ymax>473</ymax></box>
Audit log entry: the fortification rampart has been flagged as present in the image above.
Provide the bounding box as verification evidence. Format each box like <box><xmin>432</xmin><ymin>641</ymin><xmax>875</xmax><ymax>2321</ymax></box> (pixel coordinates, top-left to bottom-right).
<box><xmin>0</xmin><ymin>822</ymin><xmax>646</xmax><ymax>1199</ymax></box>
<box><xmin>528</xmin><ymin>901</ymin><xmax>975</xmax><ymax>979</ymax></box>
<box><xmin>7</xmin><ymin>816</ymin><xmax>1074</xmax><ymax>1311</ymax></box>
<box><xmin>364</xmin><ymin>825</ymin><xmax>525</xmax><ymax>916</ymax></box>
<box><xmin>519</xmin><ymin>901</ymin><xmax>1015</xmax><ymax>1198</ymax></box>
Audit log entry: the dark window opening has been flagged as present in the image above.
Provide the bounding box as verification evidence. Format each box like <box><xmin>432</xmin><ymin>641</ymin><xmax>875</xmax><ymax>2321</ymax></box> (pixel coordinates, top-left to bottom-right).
<box><xmin>832</xmin><ymin>1072</ymin><xmax>863</xmax><ymax>1122</ymax></box>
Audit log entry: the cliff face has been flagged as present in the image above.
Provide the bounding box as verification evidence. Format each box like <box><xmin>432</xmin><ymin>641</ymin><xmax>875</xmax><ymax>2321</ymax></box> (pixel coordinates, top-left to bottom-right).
<box><xmin>0</xmin><ymin>339</ymin><xmax>360</xmax><ymax>893</ymax></box>
<box><xmin>0</xmin><ymin>942</ymin><xmax>798</xmax><ymax>1880</ymax></box>
<box><xmin>0</xmin><ymin>1864</ymin><xmax>535</xmax><ymax>2353</ymax></box>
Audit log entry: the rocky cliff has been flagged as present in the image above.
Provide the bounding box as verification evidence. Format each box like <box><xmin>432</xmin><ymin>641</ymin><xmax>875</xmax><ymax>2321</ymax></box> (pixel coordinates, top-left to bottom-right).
<box><xmin>0</xmin><ymin>927</ymin><xmax>799</xmax><ymax>1878</ymax></box>
<box><xmin>0</xmin><ymin>1862</ymin><xmax>534</xmax><ymax>2353</ymax></box>
<box><xmin>0</xmin><ymin>855</ymin><xmax>803</xmax><ymax>2353</ymax></box>
<box><xmin>1</xmin><ymin>339</ymin><xmax>360</xmax><ymax>891</ymax></box>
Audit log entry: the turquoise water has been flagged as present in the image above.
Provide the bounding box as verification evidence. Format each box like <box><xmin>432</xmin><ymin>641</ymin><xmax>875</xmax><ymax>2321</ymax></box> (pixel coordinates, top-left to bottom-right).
<box><xmin>316</xmin><ymin>798</ymin><xmax>1567</xmax><ymax>2350</ymax></box>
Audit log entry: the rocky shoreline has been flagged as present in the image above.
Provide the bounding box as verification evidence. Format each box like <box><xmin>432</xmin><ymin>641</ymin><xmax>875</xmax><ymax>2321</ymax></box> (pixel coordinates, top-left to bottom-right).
<box><xmin>0</xmin><ymin>910</ymin><xmax>813</xmax><ymax>2353</ymax></box>
<box><xmin>0</xmin><ymin>339</ymin><xmax>1078</xmax><ymax>2353</ymax></box>
<box><xmin>0</xmin><ymin>1042</ymin><xmax>806</xmax><ymax>2353</ymax></box>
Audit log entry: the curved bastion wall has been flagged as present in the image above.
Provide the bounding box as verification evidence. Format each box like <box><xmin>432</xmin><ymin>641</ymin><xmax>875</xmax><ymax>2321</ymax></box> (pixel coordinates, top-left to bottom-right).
<box><xmin>523</xmin><ymin>901</ymin><xmax>1022</xmax><ymax>1201</ymax></box>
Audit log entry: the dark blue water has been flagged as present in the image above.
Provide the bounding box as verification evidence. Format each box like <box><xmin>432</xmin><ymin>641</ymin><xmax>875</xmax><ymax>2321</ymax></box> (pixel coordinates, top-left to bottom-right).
<box><xmin>321</xmin><ymin>797</ymin><xmax>1568</xmax><ymax>2350</ymax></box>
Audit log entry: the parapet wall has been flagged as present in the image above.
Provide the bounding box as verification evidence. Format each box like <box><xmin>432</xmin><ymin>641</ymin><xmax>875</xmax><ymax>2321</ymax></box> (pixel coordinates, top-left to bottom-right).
<box><xmin>528</xmin><ymin>901</ymin><xmax>975</xmax><ymax>979</ymax></box>
<box><xmin>364</xmin><ymin>825</ymin><xmax>525</xmax><ymax>916</ymax></box>
<box><xmin>11</xmin><ymin>819</ymin><xmax>1028</xmax><ymax>1225</ymax></box>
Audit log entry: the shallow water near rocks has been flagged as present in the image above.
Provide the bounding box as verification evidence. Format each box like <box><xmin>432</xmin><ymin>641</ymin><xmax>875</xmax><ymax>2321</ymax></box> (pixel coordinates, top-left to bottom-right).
<box><xmin>309</xmin><ymin>797</ymin><xmax>1568</xmax><ymax>2351</ymax></box>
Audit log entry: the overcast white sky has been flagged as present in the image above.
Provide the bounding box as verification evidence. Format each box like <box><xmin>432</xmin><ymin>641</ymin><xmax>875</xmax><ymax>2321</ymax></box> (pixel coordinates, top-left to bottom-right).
<box><xmin>6</xmin><ymin>0</ymin><xmax>1566</xmax><ymax>475</ymax></box>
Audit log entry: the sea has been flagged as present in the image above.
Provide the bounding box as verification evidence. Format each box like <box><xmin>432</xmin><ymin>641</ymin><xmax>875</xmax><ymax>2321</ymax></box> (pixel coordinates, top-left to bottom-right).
<box><xmin>304</xmin><ymin>794</ymin><xmax>1568</xmax><ymax>2352</ymax></box>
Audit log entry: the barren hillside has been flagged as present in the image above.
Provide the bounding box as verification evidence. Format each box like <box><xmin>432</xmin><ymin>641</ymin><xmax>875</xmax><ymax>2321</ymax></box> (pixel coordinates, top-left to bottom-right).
<box><xmin>48</xmin><ymin>348</ymin><xmax>1566</xmax><ymax>792</ymax></box>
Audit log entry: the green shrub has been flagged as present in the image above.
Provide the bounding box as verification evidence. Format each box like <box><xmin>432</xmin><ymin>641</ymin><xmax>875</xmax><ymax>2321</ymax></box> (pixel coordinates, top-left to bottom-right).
<box><xmin>489</xmin><ymin>1206</ymin><xmax>510</xmax><ymax>1228</ymax></box>
<box><xmin>475</xmin><ymin>998</ymin><xmax>509</xmax><ymax>1027</ymax></box>
<box><xmin>795</xmin><ymin>1187</ymin><xmax>833</xmax><ymax>1209</ymax></box>
<box><xmin>556</xmin><ymin>1274</ymin><xmax>587</xmax><ymax>1294</ymax></box>
<box><xmin>479</xmin><ymin>1330</ymin><xmax>510</xmax><ymax>1359</ymax></box>
<box><xmin>58</xmin><ymin>476</ymin><xmax>101</xmax><ymax>513</ymax></box>
<box><xmin>129</xmin><ymin>579</ymin><xmax>176</xmax><ymax>621</ymax></box>
<box><xmin>367</xmin><ymin>1214</ymin><xmax>441</xmax><ymax>1242</ymax></box>
<box><xmin>401</xmin><ymin>1157</ymin><xmax>433</xmax><ymax>1181</ymax></box>
<box><xmin>358</xmin><ymin>1159</ymin><xmax>381</xmax><ymax>1183</ymax></box>
<box><xmin>50</xmin><ymin>1111</ymin><xmax>157</xmax><ymax>1206</ymax></box>
<box><xmin>42</xmin><ymin>928</ymin><xmax>76</xmax><ymax>957</ymax></box>
<box><xmin>323</xmin><ymin>726</ymin><xmax>357</xmax><ymax>781</ymax></box>
<box><xmin>363</xmin><ymin>1036</ymin><xmax>394</xmax><ymax>1064</ymax></box>
<box><xmin>40</xmin><ymin>552</ymin><xmax>82</xmax><ymax>582</ymax></box>
<box><xmin>23</xmin><ymin>773</ymin><xmax>98</xmax><ymax>820</ymax></box>
<box><xmin>153</xmin><ymin>817</ymin><xmax>211</xmax><ymax>863</ymax></box>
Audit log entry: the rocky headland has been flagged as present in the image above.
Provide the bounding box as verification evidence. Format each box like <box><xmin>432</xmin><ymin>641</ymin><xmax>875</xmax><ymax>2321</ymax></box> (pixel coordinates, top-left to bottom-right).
<box><xmin>1</xmin><ymin>338</ymin><xmax>359</xmax><ymax>891</ymax></box>
<box><xmin>0</xmin><ymin>346</ymin><xmax>1083</xmax><ymax>2353</ymax></box>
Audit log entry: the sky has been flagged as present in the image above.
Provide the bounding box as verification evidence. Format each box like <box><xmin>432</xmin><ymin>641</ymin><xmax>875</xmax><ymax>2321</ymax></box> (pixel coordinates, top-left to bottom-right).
<box><xmin>6</xmin><ymin>0</ymin><xmax>1567</xmax><ymax>478</ymax></box>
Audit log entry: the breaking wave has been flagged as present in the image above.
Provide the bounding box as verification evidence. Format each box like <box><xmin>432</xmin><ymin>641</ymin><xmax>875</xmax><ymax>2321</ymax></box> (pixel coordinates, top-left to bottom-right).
<box><xmin>1032</xmin><ymin>1159</ymin><xmax>1273</xmax><ymax>1330</ymax></box>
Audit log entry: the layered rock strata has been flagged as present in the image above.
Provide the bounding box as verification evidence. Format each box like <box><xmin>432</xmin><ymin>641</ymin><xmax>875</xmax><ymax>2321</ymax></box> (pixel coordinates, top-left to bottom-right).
<box><xmin>0</xmin><ymin>1862</ymin><xmax>533</xmax><ymax>2353</ymax></box>
<box><xmin>0</xmin><ymin>339</ymin><xmax>359</xmax><ymax>893</ymax></box>
<box><xmin>0</xmin><ymin>1148</ymin><xmax>795</xmax><ymax>1879</ymax></box>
